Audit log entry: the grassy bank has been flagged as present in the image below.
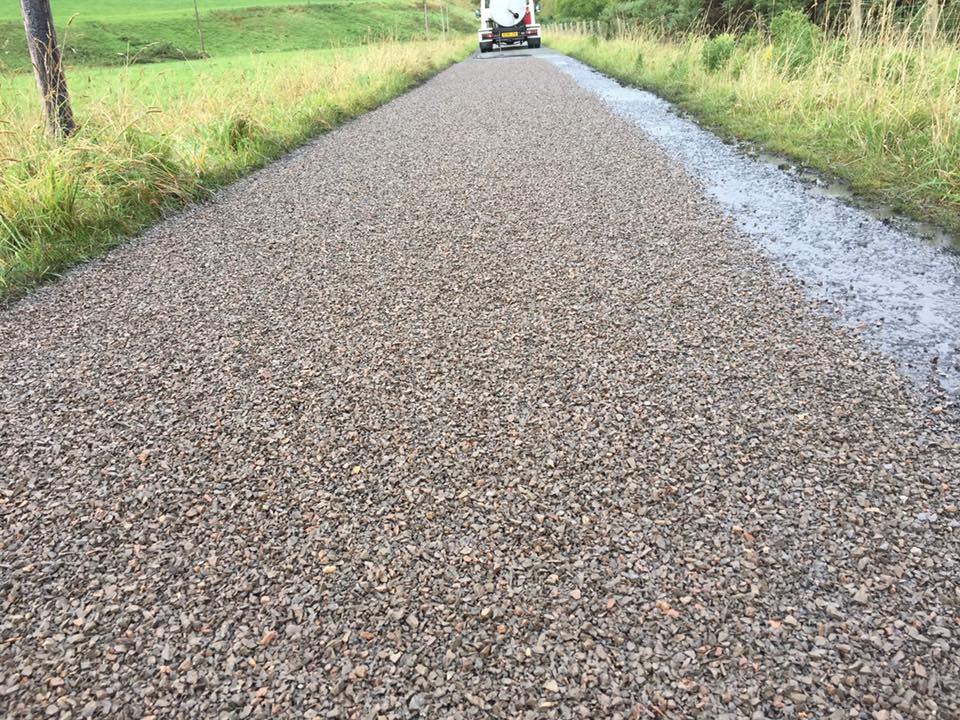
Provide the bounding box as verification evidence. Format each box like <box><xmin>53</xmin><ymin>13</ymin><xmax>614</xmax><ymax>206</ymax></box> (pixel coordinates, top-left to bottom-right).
<box><xmin>0</xmin><ymin>37</ymin><xmax>472</xmax><ymax>299</ymax></box>
<box><xmin>546</xmin><ymin>22</ymin><xmax>960</xmax><ymax>235</ymax></box>
<box><xmin>0</xmin><ymin>0</ymin><xmax>474</xmax><ymax>72</ymax></box>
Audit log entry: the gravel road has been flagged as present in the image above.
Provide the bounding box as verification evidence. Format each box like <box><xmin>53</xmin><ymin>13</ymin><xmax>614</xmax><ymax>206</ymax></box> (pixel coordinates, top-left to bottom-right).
<box><xmin>2</xmin><ymin>55</ymin><xmax>959</xmax><ymax>719</ymax></box>
<box><xmin>544</xmin><ymin>51</ymin><xmax>960</xmax><ymax>395</ymax></box>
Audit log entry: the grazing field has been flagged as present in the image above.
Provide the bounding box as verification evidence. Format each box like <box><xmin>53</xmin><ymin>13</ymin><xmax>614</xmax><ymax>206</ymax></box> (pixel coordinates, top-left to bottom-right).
<box><xmin>547</xmin><ymin>18</ymin><xmax>960</xmax><ymax>235</ymax></box>
<box><xmin>0</xmin><ymin>0</ymin><xmax>312</xmax><ymax>18</ymax></box>
<box><xmin>0</xmin><ymin>0</ymin><xmax>474</xmax><ymax>71</ymax></box>
<box><xmin>0</xmin><ymin>37</ymin><xmax>472</xmax><ymax>298</ymax></box>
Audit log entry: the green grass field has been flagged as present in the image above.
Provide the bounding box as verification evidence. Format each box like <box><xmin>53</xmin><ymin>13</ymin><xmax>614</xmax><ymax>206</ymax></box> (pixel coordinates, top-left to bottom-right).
<box><xmin>0</xmin><ymin>0</ymin><xmax>309</xmax><ymax>20</ymax></box>
<box><xmin>0</xmin><ymin>0</ymin><xmax>474</xmax><ymax>71</ymax></box>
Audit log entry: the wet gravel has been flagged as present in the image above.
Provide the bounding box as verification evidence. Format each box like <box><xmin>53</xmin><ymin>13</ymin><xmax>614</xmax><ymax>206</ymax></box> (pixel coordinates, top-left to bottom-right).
<box><xmin>544</xmin><ymin>52</ymin><xmax>960</xmax><ymax>396</ymax></box>
<box><xmin>2</xmin><ymin>56</ymin><xmax>960</xmax><ymax>719</ymax></box>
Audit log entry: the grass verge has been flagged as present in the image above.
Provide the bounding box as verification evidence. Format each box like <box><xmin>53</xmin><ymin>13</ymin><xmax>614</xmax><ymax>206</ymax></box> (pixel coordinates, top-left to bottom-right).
<box><xmin>0</xmin><ymin>37</ymin><xmax>472</xmax><ymax>300</ymax></box>
<box><xmin>0</xmin><ymin>1</ymin><xmax>475</xmax><ymax>72</ymax></box>
<box><xmin>546</xmin><ymin>24</ymin><xmax>960</xmax><ymax>237</ymax></box>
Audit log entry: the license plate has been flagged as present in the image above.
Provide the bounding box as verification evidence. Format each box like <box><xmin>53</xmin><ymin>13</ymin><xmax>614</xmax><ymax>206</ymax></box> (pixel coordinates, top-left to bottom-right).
<box><xmin>501</xmin><ymin>31</ymin><xmax>519</xmax><ymax>38</ymax></box>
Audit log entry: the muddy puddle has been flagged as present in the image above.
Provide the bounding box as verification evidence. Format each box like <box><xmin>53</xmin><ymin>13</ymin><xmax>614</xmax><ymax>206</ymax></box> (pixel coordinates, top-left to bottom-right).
<box><xmin>545</xmin><ymin>52</ymin><xmax>960</xmax><ymax>397</ymax></box>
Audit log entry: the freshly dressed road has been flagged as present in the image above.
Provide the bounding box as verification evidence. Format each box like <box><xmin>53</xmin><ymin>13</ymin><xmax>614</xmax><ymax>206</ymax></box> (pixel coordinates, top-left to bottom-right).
<box><xmin>1</xmin><ymin>55</ymin><xmax>958</xmax><ymax>719</ymax></box>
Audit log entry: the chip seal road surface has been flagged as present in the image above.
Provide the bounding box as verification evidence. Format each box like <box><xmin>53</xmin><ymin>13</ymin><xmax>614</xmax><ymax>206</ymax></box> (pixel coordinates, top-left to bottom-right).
<box><xmin>544</xmin><ymin>51</ymin><xmax>960</xmax><ymax>396</ymax></box>
<box><xmin>1</xmin><ymin>56</ymin><xmax>959</xmax><ymax>719</ymax></box>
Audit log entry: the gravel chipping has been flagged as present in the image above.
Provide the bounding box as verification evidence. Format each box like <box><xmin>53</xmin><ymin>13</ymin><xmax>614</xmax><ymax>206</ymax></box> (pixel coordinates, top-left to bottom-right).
<box><xmin>2</xmin><ymin>55</ymin><xmax>960</xmax><ymax>719</ymax></box>
<box><xmin>543</xmin><ymin>51</ymin><xmax>960</xmax><ymax>396</ymax></box>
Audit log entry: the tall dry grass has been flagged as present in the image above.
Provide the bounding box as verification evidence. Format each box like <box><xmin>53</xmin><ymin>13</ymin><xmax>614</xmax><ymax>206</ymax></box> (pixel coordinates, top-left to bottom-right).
<box><xmin>548</xmin><ymin>6</ymin><xmax>960</xmax><ymax>235</ymax></box>
<box><xmin>0</xmin><ymin>37</ymin><xmax>472</xmax><ymax>299</ymax></box>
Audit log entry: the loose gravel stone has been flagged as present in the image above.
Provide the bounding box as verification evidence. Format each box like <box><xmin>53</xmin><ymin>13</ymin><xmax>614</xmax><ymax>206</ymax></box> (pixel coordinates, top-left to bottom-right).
<box><xmin>1</xmin><ymin>55</ymin><xmax>959</xmax><ymax>719</ymax></box>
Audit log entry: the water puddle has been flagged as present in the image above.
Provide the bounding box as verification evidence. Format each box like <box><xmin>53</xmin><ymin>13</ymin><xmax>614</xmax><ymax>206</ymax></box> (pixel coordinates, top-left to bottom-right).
<box><xmin>545</xmin><ymin>52</ymin><xmax>960</xmax><ymax>397</ymax></box>
<box><xmin>742</xmin><ymin>148</ymin><xmax>959</xmax><ymax>254</ymax></box>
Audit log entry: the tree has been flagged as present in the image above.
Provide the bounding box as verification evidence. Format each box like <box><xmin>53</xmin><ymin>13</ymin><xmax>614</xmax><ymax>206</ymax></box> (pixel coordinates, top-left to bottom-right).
<box><xmin>20</xmin><ymin>0</ymin><xmax>75</xmax><ymax>138</ymax></box>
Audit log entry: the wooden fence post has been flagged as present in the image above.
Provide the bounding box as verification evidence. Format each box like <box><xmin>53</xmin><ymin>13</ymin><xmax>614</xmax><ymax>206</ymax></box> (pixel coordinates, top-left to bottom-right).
<box><xmin>849</xmin><ymin>0</ymin><xmax>862</xmax><ymax>47</ymax></box>
<box><xmin>923</xmin><ymin>0</ymin><xmax>942</xmax><ymax>46</ymax></box>
<box><xmin>20</xmin><ymin>0</ymin><xmax>75</xmax><ymax>138</ymax></box>
<box><xmin>192</xmin><ymin>0</ymin><xmax>205</xmax><ymax>55</ymax></box>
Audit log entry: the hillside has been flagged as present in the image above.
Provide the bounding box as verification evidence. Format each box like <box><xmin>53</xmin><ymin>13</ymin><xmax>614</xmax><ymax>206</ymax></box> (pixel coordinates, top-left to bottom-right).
<box><xmin>0</xmin><ymin>0</ymin><xmax>475</xmax><ymax>72</ymax></box>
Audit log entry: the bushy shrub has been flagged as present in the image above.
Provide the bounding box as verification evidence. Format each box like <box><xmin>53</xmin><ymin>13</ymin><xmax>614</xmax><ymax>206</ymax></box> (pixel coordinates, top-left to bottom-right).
<box><xmin>866</xmin><ymin>50</ymin><xmax>918</xmax><ymax>82</ymax></box>
<box><xmin>702</xmin><ymin>33</ymin><xmax>737</xmax><ymax>72</ymax></box>
<box><xmin>555</xmin><ymin>0</ymin><xmax>611</xmax><ymax>20</ymax></box>
<box><xmin>134</xmin><ymin>42</ymin><xmax>207</xmax><ymax>64</ymax></box>
<box><xmin>770</xmin><ymin>9</ymin><xmax>822</xmax><ymax>74</ymax></box>
<box><xmin>600</xmin><ymin>0</ymin><xmax>703</xmax><ymax>31</ymax></box>
<box><xmin>600</xmin><ymin>0</ymin><xmax>805</xmax><ymax>29</ymax></box>
<box><xmin>730</xmin><ymin>50</ymin><xmax>749</xmax><ymax>79</ymax></box>
<box><xmin>750</xmin><ymin>0</ymin><xmax>806</xmax><ymax>16</ymax></box>
<box><xmin>666</xmin><ymin>56</ymin><xmax>691</xmax><ymax>82</ymax></box>
<box><xmin>739</xmin><ymin>29</ymin><xmax>762</xmax><ymax>52</ymax></box>
<box><xmin>824</xmin><ymin>37</ymin><xmax>849</xmax><ymax>66</ymax></box>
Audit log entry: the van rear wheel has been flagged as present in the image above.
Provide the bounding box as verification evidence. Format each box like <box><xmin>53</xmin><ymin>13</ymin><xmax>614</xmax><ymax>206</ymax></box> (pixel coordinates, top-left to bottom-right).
<box><xmin>479</xmin><ymin>42</ymin><xmax>493</xmax><ymax>53</ymax></box>
<box><xmin>527</xmin><ymin>38</ymin><xmax>541</xmax><ymax>49</ymax></box>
